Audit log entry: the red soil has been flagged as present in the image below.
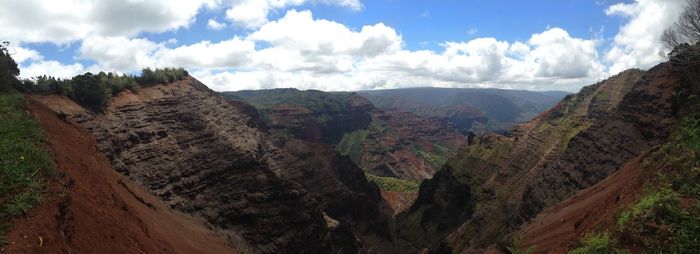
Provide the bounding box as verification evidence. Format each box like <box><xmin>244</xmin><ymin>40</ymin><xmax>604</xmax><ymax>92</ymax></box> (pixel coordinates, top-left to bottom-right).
<box><xmin>380</xmin><ymin>191</ymin><xmax>418</xmax><ymax>216</ymax></box>
<box><xmin>518</xmin><ymin>155</ymin><xmax>646</xmax><ymax>253</ymax></box>
<box><xmin>2</xmin><ymin>96</ymin><xmax>235</xmax><ymax>254</ymax></box>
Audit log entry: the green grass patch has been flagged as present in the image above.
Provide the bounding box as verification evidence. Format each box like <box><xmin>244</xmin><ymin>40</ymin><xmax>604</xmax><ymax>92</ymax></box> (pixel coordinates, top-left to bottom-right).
<box><xmin>569</xmin><ymin>231</ymin><xmax>626</xmax><ymax>254</ymax></box>
<box><xmin>336</xmin><ymin>129</ymin><xmax>369</xmax><ymax>165</ymax></box>
<box><xmin>365</xmin><ymin>173</ymin><xmax>420</xmax><ymax>192</ymax></box>
<box><xmin>0</xmin><ymin>92</ymin><xmax>56</xmax><ymax>245</ymax></box>
<box><xmin>610</xmin><ymin>114</ymin><xmax>700</xmax><ymax>253</ymax></box>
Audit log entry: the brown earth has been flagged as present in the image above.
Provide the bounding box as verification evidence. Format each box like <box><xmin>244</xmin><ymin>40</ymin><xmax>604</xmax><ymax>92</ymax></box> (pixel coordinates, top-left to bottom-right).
<box><xmin>355</xmin><ymin>109</ymin><xmax>468</xmax><ymax>180</ymax></box>
<box><xmin>3</xmin><ymin>96</ymin><xmax>235</xmax><ymax>254</ymax></box>
<box><xmin>518</xmin><ymin>155</ymin><xmax>646</xmax><ymax>253</ymax></box>
<box><xmin>398</xmin><ymin>63</ymin><xmax>680</xmax><ymax>252</ymax></box>
<box><xmin>381</xmin><ymin>191</ymin><xmax>419</xmax><ymax>216</ymax></box>
<box><xmin>32</xmin><ymin>78</ymin><xmax>398</xmax><ymax>253</ymax></box>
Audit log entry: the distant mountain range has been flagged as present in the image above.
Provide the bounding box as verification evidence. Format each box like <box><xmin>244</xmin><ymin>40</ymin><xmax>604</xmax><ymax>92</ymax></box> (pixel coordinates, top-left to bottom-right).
<box><xmin>359</xmin><ymin>87</ymin><xmax>569</xmax><ymax>131</ymax></box>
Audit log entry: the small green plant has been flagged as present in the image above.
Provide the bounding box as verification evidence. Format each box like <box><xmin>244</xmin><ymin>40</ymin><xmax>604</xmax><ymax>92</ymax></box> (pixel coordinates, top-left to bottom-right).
<box><xmin>0</xmin><ymin>93</ymin><xmax>56</xmax><ymax>246</ymax></box>
<box><xmin>3</xmin><ymin>191</ymin><xmax>42</xmax><ymax>216</ymax></box>
<box><xmin>506</xmin><ymin>238</ymin><xmax>535</xmax><ymax>254</ymax></box>
<box><xmin>365</xmin><ymin>174</ymin><xmax>420</xmax><ymax>192</ymax></box>
<box><xmin>569</xmin><ymin>231</ymin><xmax>626</xmax><ymax>254</ymax></box>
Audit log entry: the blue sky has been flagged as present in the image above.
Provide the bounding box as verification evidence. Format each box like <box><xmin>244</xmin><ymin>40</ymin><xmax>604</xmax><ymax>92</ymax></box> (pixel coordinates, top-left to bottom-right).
<box><xmin>0</xmin><ymin>0</ymin><xmax>683</xmax><ymax>92</ymax></box>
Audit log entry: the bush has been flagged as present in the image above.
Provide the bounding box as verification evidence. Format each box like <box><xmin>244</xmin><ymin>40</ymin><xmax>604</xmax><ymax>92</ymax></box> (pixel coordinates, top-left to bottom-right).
<box><xmin>71</xmin><ymin>72</ymin><xmax>111</xmax><ymax>112</ymax></box>
<box><xmin>17</xmin><ymin>67</ymin><xmax>187</xmax><ymax>111</ymax></box>
<box><xmin>365</xmin><ymin>173</ymin><xmax>420</xmax><ymax>192</ymax></box>
<box><xmin>569</xmin><ymin>231</ymin><xmax>626</xmax><ymax>254</ymax></box>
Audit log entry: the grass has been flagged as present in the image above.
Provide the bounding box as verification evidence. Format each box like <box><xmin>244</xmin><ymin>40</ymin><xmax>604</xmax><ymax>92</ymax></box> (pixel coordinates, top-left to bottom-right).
<box><xmin>606</xmin><ymin>114</ymin><xmax>700</xmax><ymax>253</ymax></box>
<box><xmin>569</xmin><ymin>231</ymin><xmax>626</xmax><ymax>254</ymax></box>
<box><xmin>0</xmin><ymin>92</ymin><xmax>56</xmax><ymax>245</ymax></box>
<box><xmin>336</xmin><ymin>129</ymin><xmax>369</xmax><ymax>165</ymax></box>
<box><xmin>365</xmin><ymin>173</ymin><xmax>420</xmax><ymax>192</ymax></box>
<box><xmin>506</xmin><ymin>238</ymin><xmax>535</xmax><ymax>254</ymax></box>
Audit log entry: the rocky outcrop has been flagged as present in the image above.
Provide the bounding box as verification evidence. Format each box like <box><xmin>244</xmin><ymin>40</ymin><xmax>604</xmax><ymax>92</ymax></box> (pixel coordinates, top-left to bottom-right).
<box><xmin>45</xmin><ymin>78</ymin><xmax>395</xmax><ymax>253</ymax></box>
<box><xmin>338</xmin><ymin>109</ymin><xmax>468</xmax><ymax>180</ymax></box>
<box><xmin>222</xmin><ymin>89</ymin><xmax>373</xmax><ymax>145</ymax></box>
<box><xmin>397</xmin><ymin>63</ymin><xmax>680</xmax><ymax>252</ymax></box>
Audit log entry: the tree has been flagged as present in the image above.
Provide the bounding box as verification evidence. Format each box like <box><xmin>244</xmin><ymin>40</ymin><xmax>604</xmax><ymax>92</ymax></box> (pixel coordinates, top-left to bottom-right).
<box><xmin>0</xmin><ymin>41</ymin><xmax>20</xmax><ymax>92</ymax></box>
<box><xmin>662</xmin><ymin>0</ymin><xmax>700</xmax><ymax>51</ymax></box>
<box><xmin>71</xmin><ymin>73</ymin><xmax>111</xmax><ymax>112</ymax></box>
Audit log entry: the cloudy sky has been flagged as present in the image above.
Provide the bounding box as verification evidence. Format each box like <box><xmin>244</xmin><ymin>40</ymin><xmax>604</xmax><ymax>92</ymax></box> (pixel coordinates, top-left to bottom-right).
<box><xmin>0</xmin><ymin>0</ymin><xmax>685</xmax><ymax>92</ymax></box>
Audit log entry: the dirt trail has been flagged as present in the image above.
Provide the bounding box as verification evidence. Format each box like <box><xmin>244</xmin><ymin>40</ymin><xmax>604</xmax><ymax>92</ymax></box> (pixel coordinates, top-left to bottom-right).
<box><xmin>3</xmin><ymin>96</ymin><xmax>235</xmax><ymax>254</ymax></box>
<box><xmin>518</xmin><ymin>155</ymin><xmax>646</xmax><ymax>253</ymax></box>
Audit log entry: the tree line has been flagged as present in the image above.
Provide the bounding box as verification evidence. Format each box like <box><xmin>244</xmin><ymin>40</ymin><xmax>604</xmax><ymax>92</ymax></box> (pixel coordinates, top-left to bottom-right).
<box><xmin>12</xmin><ymin>67</ymin><xmax>188</xmax><ymax>111</ymax></box>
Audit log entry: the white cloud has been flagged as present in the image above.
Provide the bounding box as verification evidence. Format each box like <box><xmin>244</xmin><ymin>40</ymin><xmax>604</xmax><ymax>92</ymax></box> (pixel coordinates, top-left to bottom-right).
<box><xmin>605</xmin><ymin>0</ymin><xmax>685</xmax><ymax>73</ymax></box>
<box><xmin>207</xmin><ymin>19</ymin><xmax>227</xmax><ymax>30</ymax></box>
<box><xmin>8</xmin><ymin>45</ymin><xmax>43</xmax><ymax>63</ymax></box>
<box><xmin>7</xmin><ymin>0</ymin><xmax>687</xmax><ymax>92</ymax></box>
<box><xmin>20</xmin><ymin>61</ymin><xmax>84</xmax><ymax>79</ymax></box>
<box><xmin>0</xmin><ymin>0</ymin><xmax>217</xmax><ymax>44</ymax></box>
<box><xmin>249</xmin><ymin>10</ymin><xmax>401</xmax><ymax>57</ymax></box>
<box><xmin>76</xmin><ymin>35</ymin><xmax>256</xmax><ymax>72</ymax></box>
<box><xmin>70</xmin><ymin>9</ymin><xmax>603</xmax><ymax>92</ymax></box>
<box><xmin>225</xmin><ymin>0</ymin><xmax>363</xmax><ymax>29</ymax></box>
<box><xmin>78</xmin><ymin>35</ymin><xmax>160</xmax><ymax>71</ymax></box>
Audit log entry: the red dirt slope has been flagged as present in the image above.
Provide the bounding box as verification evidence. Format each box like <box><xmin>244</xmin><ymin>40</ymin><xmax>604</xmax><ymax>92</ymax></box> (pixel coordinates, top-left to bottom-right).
<box><xmin>2</xmin><ymin>97</ymin><xmax>235</xmax><ymax>254</ymax></box>
<box><xmin>518</xmin><ymin>155</ymin><xmax>646</xmax><ymax>253</ymax></box>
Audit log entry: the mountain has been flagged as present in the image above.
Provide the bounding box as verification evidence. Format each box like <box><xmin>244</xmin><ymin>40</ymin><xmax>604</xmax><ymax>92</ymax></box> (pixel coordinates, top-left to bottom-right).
<box><xmin>359</xmin><ymin>87</ymin><xmax>569</xmax><ymax>132</ymax></box>
<box><xmin>2</xmin><ymin>94</ymin><xmax>235</xmax><ymax>254</ymax></box>
<box><xmin>396</xmin><ymin>63</ymin><xmax>681</xmax><ymax>252</ymax></box>
<box><xmin>222</xmin><ymin>88</ymin><xmax>373</xmax><ymax>145</ymax></box>
<box><xmin>29</xmin><ymin>78</ymin><xmax>404</xmax><ymax>253</ymax></box>
<box><xmin>336</xmin><ymin>109</ymin><xmax>468</xmax><ymax>180</ymax></box>
<box><xmin>224</xmin><ymin>89</ymin><xmax>470</xmax><ymax>181</ymax></box>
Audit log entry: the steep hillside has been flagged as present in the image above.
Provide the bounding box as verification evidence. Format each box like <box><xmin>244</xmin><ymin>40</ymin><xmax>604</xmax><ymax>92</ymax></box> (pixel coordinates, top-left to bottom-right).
<box><xmin>222</xmin><ymin>88</ymin><xmax>373</xmax><ymax>144</ymax></box>
<box><xmin>3</xmin><ymin>95</ymin><xmax>234</xmax><ymax>254</ymax></box>
<box><xmin>33</xmin><ymin>78</ymin><xmax>400</xmax><ymax>253</ymax></box>
<box><xmin>225</xmin><ymin>89</ymin><xmax>469</xmax><ymax>181</ymax></box>
<box><xmin>337</xmin><ymin>110</ymin><xmax>468</xmax><ymax>180</ymax></box>
<box><xmin>397</xmin><ymin>63</ymin><xmax>679</xmax><ymax>252</ymax></box>
<box><xmin>360</xmin><ymin>87</ymin><xmax>568</xmax><ymax>132</ymax></box>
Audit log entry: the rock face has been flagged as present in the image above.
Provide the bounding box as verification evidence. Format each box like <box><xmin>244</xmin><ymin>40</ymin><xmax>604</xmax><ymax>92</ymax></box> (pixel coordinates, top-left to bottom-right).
<box><xmin>225</xmin><ymin>88</ymin><xmax>469</xmax><ymax>180</ymax></box>
<box><xmin>337</xmin><ymin>109</ymin><xmax>468</xmax><ymax>180</ymax></box>
<box><xmin>397</xmin><ymin>63</ymin><xmax>679</xmax><ymax>252</ymax></box>
<box><xmin>222</xmin><ymin>88</ymin><xmax>373</xmax><ymax>144</ymax></box>
<box><xmin>58</xmin><ymin>78</ymin><xmax>395</xmax><ymax>253</ymax></box>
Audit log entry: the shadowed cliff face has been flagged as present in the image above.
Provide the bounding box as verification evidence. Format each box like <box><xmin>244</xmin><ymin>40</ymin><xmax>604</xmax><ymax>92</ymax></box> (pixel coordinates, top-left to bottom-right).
<box><xmin>222</xmin><ymin>89</ymin><xmax>373</xmax><ymax>145</ymax></box>
<box><xmin>44</xmin><ymin>78</ymin><xmax>398</xmax><ymax>253</ymax></box>
<box><xmin>397</xmin><ymin>63</ymin><xmax>680</xmax><ymax>251</ymax></box>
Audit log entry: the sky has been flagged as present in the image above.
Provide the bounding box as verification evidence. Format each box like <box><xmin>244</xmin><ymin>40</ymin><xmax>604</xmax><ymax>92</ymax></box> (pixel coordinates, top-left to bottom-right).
<box><xmin>0</xmin><ymin>0</ymin><xmax>686</xmax><ymax>92</ymax></box>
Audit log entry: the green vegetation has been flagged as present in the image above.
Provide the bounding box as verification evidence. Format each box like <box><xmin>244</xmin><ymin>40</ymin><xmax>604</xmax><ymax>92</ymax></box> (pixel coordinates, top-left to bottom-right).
<box><xmin>14</xmin><ymin>68</ymin><xmax>187</xmax><ymax>112</ymax></box>
<box><xmin>0</xmin><ymin>93</ymin><xmax>56</xmax><ymax>244</ymax></box>
<box><xmin>365</xmin><ymin>174</ymin><xmax>420</xmax><ymax>192</ymax></box>
<box><xmin>138</xmin><ymin>67</ymin><xmax>188</xmax><ymax>85</ymax></box>
<box><xmin>336</xmin><ymin>129</ymin><xmax>369</xmax><ymax>165</ymax></box>
<box><xmin>575</xmin><ymin>114</ymin><xmax>700</xmax><ymax>253</ymax></box>
<box><xmin>569</xmin><ymin>231</ymin><xmax>626</xmax><ymax>254</ymax></box>
<box><xmin>506</xmin><ymin>238</ymin><xmax>535</xmax><ymax>254</ymax></box>
<box><xmin>614</xmin><ymin>114</ymin><xmax>700</xmax><ymax>252</ymax></box>
<box><xmin>0</xmin><ymin>42</ymin><xmax>20</xmax><ymax>93</ymax></box>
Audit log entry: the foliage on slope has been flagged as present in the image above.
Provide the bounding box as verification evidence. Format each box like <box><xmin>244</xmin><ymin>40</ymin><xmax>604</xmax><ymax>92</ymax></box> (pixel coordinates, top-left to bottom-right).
<box><xmin>14</xmin><ymin>68</ymin><xmax>188</xmax><ymax>112</ymax></box>
<box><xmin>0</xmin><ymin>93</ymin><xmax>56</xmax><ymax>245</ymax></box>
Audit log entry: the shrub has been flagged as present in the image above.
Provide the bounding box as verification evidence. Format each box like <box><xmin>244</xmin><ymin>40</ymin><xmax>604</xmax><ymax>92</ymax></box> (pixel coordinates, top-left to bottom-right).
<box><xmin>569</xmin><ymin>231</ymin><xmax>626</xmax><ymax>254</ymax></box>
<box><xmin>71</xmin><ymin>72</ymin><xmax>111</xmax><ymax>112</ymax></box>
